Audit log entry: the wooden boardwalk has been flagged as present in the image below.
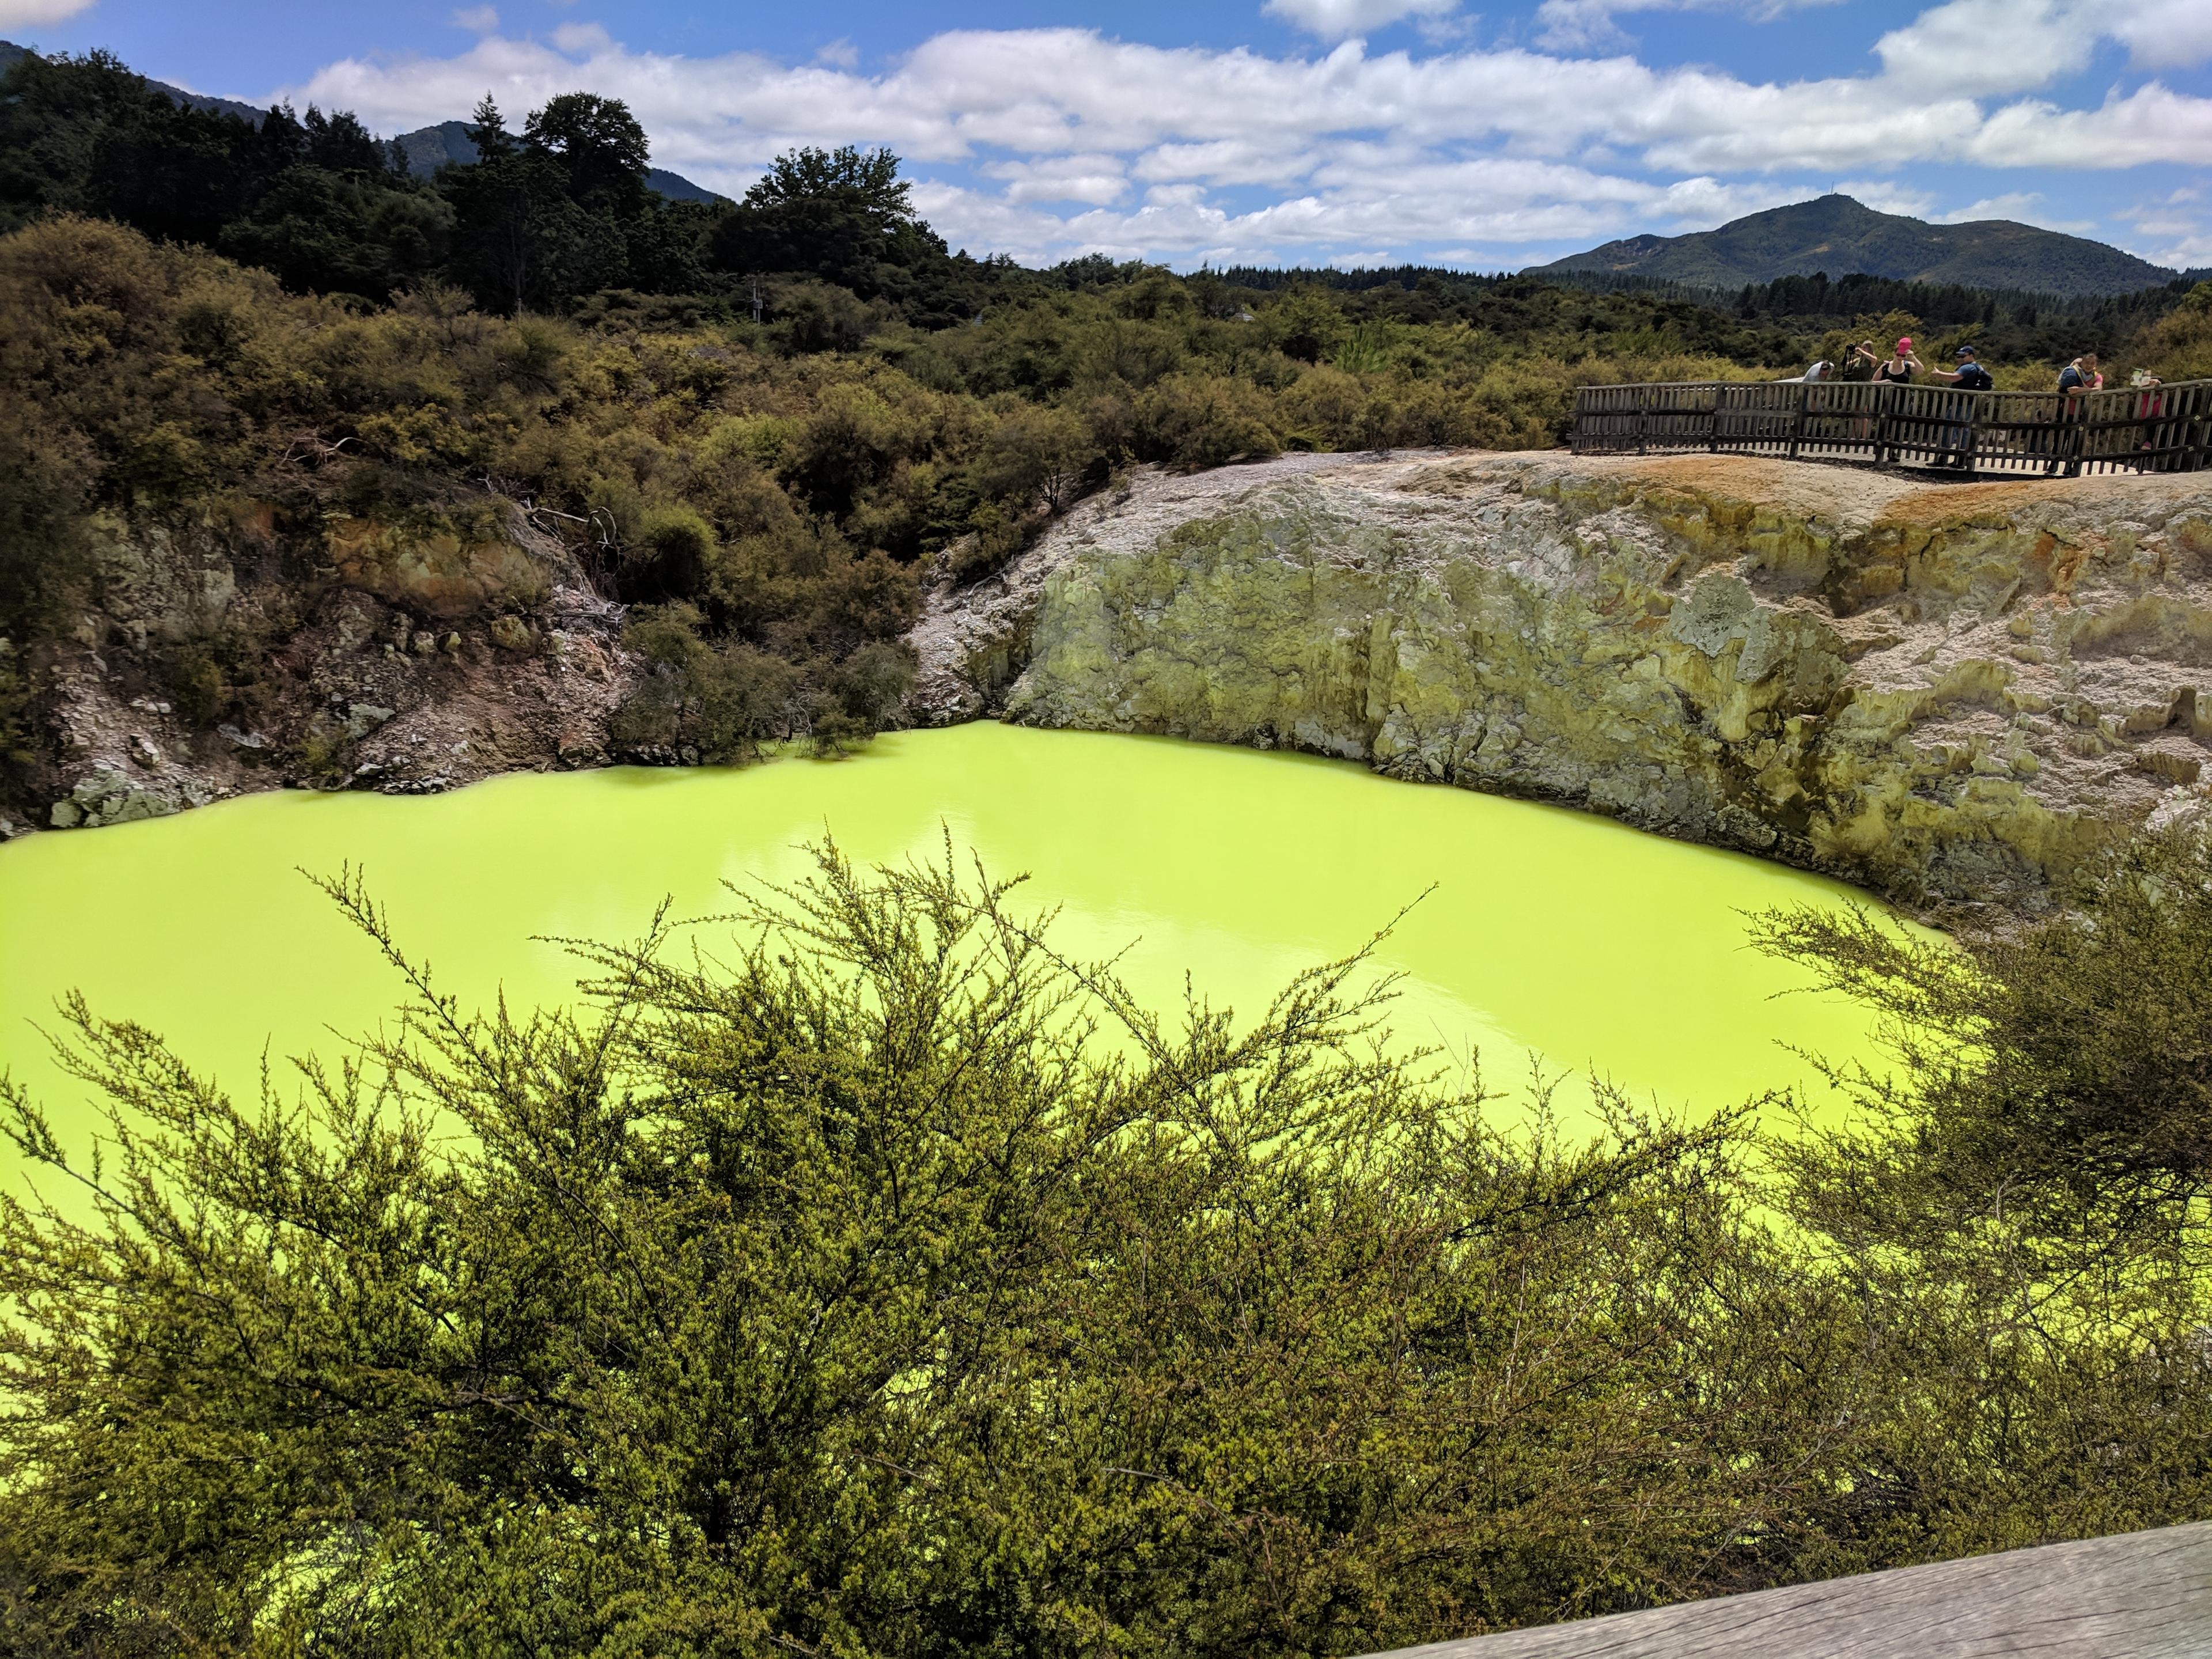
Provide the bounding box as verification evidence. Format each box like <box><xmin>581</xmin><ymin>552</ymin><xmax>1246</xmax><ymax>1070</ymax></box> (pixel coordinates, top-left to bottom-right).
<box><xmin>1359</xmin><ymin>1521</ymin><xmax>2212</xmax><ymax>1659</ymax></box>
<box><xmin>1571</xmin><ymin>377</ymin><xmax>2212</xmax><ymax>477</ymax></box>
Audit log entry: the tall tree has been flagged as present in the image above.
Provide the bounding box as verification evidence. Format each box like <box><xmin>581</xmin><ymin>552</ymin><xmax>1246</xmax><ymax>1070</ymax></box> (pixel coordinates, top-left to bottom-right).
<box><xmin>465</xmin><ymin>92</ymin><xmax>516</xmax><ymax>162</ymax></box>
<box><xmin>442</xmin><ymin>92</ymin><xmax>661</xmax><ymax>311</ymax></box>
<box><xmin>710</xmin><ymin>145</ymin><xmax>977</xmax><ymax>326</ymax></box>
<box><xmin>521</xmin><ymin>91</ymin><xmax>648</xmax><ymax>217</ymax></box>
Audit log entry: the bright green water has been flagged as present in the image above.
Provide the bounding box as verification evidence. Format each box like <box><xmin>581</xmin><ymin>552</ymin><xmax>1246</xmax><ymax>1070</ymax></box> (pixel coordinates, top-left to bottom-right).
<box><xmin>0</xmin><ymin>724</ymin><xmax>1882</xmax><ymax>1156</ymax></box>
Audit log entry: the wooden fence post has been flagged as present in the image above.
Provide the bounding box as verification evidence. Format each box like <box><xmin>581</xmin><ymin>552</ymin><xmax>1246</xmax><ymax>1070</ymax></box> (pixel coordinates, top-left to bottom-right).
<box><xmin>1787</xmin><ymin>381</ymin><xmax>1809</xmax><ymax>460</ymax></box>
<box><xmin>1635</xmin><ymin>387</ymin><xmax>1649</xmax><ymax>456</ymax></box>
<box><xmin>1871</xmin><ymin>382</ymin><xmax>1893</xmax><ymax>465</ymax></box>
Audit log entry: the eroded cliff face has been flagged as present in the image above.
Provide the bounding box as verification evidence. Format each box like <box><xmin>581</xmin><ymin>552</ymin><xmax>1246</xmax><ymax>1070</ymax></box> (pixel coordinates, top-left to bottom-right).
<box><xmin>910</xmin><ymin>451</ymin><xmax>2212</xmax><ymax>906</ymax></box>
<box><xmin>14</xmin><ymin>501</ymin><xmax>633</xmax><ymax>835</ymax></box>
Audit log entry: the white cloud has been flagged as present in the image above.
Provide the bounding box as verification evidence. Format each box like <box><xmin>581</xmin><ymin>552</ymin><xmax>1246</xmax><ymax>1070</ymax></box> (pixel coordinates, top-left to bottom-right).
<box><xmin>1834</xmin><ymin>179</ymin><xmax>1938</xmax><ymax>218</ymax></box>
<box><xmin>271</xmin><ymin>2</ymin><xmax>2212</xmax><ymax>267</ymax></box>
<box><xmin>550</xmin><ymin>21</ymin><xmax>612</xmax><ymax>56</ymax></box>
<box><xmin>0</xmin><ymin>0</ymin><xmax>96</xmax><ymax>24</ymax></box>
<box><xmin>1263</xmin><ymin>0</ymin><xmax>1459</xmax><ymax>43</ymax></box>
<box><xmin>450</xmin><ymin>5</ymin><xmax>498</xmax><ymax>33</ymax></box>
<box><xmin>2114</xmin><ymin>187</ymin><xmax>2212</xmax><ymax>267</ymax></box>
<box><xmin>1960</xmin><ymin>83</ymin><xmax>2212</xmax><ymax>169</ymax></box>
<box><xmin>2101</xmin><ymin>0</ymin><xmax>2212</xmax><ymax>71</ymax></box>
<box><xmin>1873</xmin><ymin>0</ymin><xmax>2077</xmax><ymax>96</ymax></box>
<box><xmin>1937</xmin><ymin>191</ymin><xmax>2043</xmax><ymax>222</ymax></box>
<box><xmin>1875</xmin><ymin>0</ymin><xmax>2212</xmax><ymax>94</ymax></box>
<box><xmin>981</xmin><ymin>153</ymin><xmax>1130</xmax><ymax>206</ymax></box>
<box><xmin>1535</xmin><ymin>0</ymin><xmax>1837</xmax><ymax>54</ymax></box>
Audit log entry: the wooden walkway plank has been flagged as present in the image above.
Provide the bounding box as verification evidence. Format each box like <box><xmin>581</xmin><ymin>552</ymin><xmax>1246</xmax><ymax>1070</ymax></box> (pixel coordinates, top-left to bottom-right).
<box><xmin>1359</xmin><ymin>1521</ymin><xmax>2212</xmax><ymax>1659</ymax></box>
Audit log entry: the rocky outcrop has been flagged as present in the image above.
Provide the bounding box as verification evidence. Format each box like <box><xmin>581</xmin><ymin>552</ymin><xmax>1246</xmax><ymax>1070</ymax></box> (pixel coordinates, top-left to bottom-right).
<box><xmin>7</xmin><ymin>499</ymin><xmax>634</xmax><ymax>838</ymax></box>
<box><xmin>910</xmin><ymin>451</ymin><xmax>2212</xmax><ymax>907</ymax></box>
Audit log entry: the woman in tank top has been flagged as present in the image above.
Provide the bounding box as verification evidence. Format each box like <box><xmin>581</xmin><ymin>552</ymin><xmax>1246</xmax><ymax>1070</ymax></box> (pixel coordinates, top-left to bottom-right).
<box><xmin>1869</xmin><ymin>338</ymin><xmax>1921</xmax><ymax>462</ymax></box>
<box><xmin>1873</xmin><ymin>337</ymin><xmax>1921</xmax><ymax>385</ymax></box>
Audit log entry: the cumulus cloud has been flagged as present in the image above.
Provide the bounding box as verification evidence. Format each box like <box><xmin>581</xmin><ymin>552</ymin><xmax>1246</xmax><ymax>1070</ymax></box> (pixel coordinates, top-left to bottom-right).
<box><xmin>1263</xmin><ymin>0</ymin><xmax>1459</xmax><ymax>43</ymax></box>
<box><xmin>1533</xmin><ymin>0</ymin><xmax>1836</xmax><ymax>55</ymax></box>
<box><xmin>450</xmin><ymin>6</ymin><xmax>498</xmax><ymax>33</ymax></box>
<box><xmin>272</xmin><ymin>0</ymin><xmax>2212</xmax><ymax>267</ymax></box>
<box><xmin>0</xmin><ymin>0</ymin><xmax>96</xmax><ymax>24</ymax></box>
<box><xmin>2114</xmin><ymin>187</ymin><xmax>2212</xmax><ymax>268</ymax></box>
<box><xmin>980</xmin><ymin>153</ymin><xmax>1130</xmax><ymax>206</ymax></box>
<box><xmin>2089</xmin><ymin>0</ymin><xmax>2212</xmax><ymax>71</ymax></box>
<box><xmin>1877</xmin><ymin>0</ymin><xmax>2212</xmax><ymax>94</ymax></box>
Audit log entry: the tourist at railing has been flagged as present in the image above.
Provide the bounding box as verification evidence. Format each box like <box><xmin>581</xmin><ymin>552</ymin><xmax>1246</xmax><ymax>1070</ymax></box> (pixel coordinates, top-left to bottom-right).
<box><xmin>2046</xmin><ymin>353</ymin><xmax>2102</xmax><ymax>474</ymax></box>
<box><xmin>1931</xmin><ymin>346</ymin><xmax>1994</xmax><ymax>395</ymax></box>
<box><xmin>1927</xmin><ymin>346</ymin><xmax>1994</xmax><ymax>470</ymax></box>
<box><xmin>1834</xmin><ymin>341</ymin><xmax>1883</xmax><ymax>439</ymax></box>
<box><xmin>1872</xmin><ymin>337</ymin><xmax>1922</xmax><ymax>387</ymax></box>
<box><xmin>2130</xmin><ymin>369</ymin><xmax>2171</xmax><ymax>467</ymax></box>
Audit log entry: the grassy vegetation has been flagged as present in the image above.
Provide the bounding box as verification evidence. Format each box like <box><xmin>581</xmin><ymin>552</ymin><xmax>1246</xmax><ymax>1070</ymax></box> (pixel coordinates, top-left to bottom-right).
<box><xmin>0</xmin><ymin>832</ymin><xmax>2207</xmax><ymax>1652</ymax></box>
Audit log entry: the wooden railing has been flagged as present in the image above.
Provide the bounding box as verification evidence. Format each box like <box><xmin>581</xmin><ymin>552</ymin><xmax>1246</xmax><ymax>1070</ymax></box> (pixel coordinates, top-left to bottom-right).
<box><xmin>1570</xmin><ymin>377</ymin><xmax>2212</xmax><ymax>476</ymax></box>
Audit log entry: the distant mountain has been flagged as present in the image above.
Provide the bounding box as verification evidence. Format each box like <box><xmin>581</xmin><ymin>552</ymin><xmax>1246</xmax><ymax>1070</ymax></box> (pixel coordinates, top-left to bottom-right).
<box><xmin>1532</xmin><ymin>194</ymin><xmax>2184</xmax><ymax>300</ymax></box>
<box><xmin>389</xmin><ymin>119</ymin><xmax>726</xmax><ymax>206</ymax></box>
<box><xmin>0</xmin><ymin>40</ymin><xmax>726</xmax><ymax>206</ymax></box>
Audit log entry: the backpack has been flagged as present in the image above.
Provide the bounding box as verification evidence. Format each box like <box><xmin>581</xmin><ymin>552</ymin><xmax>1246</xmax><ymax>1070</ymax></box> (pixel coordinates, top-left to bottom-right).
<box><xmin>1955</xmin><ymin>363</ymin><xmax>1993</xmax><ymax>392</ymax></box>
<box><xmin>2058</xmin><ymin>365</ymin><xmax>2087</xmax><ymax>394</ymax></box>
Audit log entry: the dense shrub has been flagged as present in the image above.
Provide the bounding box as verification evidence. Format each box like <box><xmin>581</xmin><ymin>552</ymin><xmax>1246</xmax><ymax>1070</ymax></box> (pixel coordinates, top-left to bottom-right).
<box><xmin>1756</xmin><ymin>825</ymin><xmax>2212</xmax><ymax>1251</ymax></box>
<box><xmin>2134</xmin><ymin>281</ymin><xmax>2212</xmax><ymax>382</ymax></box>
<box><xmin>2</xmin><ymin>836</ymin><xmax>2209</xmax><ymax>1652</ymax></box>
<box><xmin>609</xmin><ymin>602</ymin><xmax>801</xmax><ymax>762</ymax></box>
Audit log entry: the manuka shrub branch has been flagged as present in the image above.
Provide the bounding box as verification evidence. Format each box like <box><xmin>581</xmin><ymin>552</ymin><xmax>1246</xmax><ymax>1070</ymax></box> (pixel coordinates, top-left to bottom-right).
<box><xmin>3</xmin><ymin>838</ymin><xmax>2210</xmax><ymax>1654</ymax></box>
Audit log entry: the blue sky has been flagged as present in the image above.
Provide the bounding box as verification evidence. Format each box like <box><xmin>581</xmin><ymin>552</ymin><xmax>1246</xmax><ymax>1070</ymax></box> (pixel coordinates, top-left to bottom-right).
<box><xmin>7</xmin><ymin>0</ymin><xmax>2211</xmax><ymax>272</ymax></box>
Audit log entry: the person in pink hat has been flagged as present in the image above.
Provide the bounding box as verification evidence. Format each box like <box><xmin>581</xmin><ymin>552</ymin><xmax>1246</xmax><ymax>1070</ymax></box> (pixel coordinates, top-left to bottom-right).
<box><xmin>1873</xmin><ymin>336</ymin><xmax>1922</xmax><ymax>385</ymax></box>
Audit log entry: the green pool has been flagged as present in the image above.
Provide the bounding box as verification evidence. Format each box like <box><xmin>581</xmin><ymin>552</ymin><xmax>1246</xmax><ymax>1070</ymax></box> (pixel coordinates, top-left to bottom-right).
<box><xmin>0</xmin><ymin>724</ymin><xmax>1884</xmax><ymax>1157</ymax></box>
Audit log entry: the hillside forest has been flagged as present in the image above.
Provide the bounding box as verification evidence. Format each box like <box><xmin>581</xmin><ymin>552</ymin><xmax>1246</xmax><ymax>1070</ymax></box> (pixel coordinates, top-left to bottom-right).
<box><xmin>7</xmin><ymin>46</ymin><xmax>2212</xmax><ymax>817</ymax></box>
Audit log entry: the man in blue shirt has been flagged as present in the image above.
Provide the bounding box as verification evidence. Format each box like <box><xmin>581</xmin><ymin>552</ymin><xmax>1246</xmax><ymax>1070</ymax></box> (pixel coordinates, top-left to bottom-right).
<box><xmin>1927</xmin><ymin>347</ymin><xmax>1995</xmax><ymax>469</ymax></box>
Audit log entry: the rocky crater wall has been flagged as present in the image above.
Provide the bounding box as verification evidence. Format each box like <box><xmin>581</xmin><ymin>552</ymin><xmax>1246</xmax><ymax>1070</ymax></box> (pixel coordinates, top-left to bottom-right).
<box><xmin>17</xmin><ymin>501</ymin><xmax>632</xmax><ymax>835</ymax></box>
<box><xmin>910</xmin><ymin>450</ymin><xmax>2212</xmax><ymax>907</ymax></box>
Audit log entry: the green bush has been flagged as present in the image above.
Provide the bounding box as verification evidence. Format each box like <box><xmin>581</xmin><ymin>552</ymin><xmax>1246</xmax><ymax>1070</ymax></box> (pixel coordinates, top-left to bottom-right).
<box><xmin>611</xmin><ymin>601</ymin><xmax>802</xmax><ymax>763</ymax></box>
<box><xmin>1135</xmin><ymin>373</ymin><xmax>1281</xmax><ymax>471</ymax></box>
<box><xmin>3</xmin><ymin>842</ymin><xmax>2207</xmax><ymax>1653</ymax></box>
<box><xmin>1756</xmin><ymin>827</ymin><xmax>2212</xmax><ymax>1254</ymax></box>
